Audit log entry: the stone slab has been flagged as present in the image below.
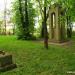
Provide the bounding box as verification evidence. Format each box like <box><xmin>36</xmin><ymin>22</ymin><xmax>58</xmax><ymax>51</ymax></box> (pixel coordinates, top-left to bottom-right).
<box><xmin>0</xmin><ymin>51</ymin><xmax>16</xmax><ymax>72</ymax></box>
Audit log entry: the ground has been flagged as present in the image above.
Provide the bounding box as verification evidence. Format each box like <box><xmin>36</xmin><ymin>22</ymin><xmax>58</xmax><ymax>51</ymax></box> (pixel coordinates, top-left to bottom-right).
<box><xmin>0</xmin><ymin>35</ymin><xmax>75</xmax><ymax>75</ymax></box>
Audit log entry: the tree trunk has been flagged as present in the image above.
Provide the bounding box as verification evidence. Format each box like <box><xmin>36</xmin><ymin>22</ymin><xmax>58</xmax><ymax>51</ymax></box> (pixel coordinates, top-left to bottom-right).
<box><xmin>18</xmin><ymin>0</ymin><xmax>24</xmax><ymax>27</ymax></box>
<box><xmin>43</xmin><ymin>5</ymin><xmax>48</xmax><ymax>49</ymax></box>
<box><xmin>41</xmin><ymin>21</ymin><xmax>44</xmax><ymax>37</ymax></box>
<box><xmin>25</xmin><ymin>0</ymin><xmax>30</xmax><ymax>36</ymax></box>
<box><xmin>67</xmin><ymin>16</ymin><xmax>72</xmax><ymax>38</ymax></box>
<box><xmin>4</xmin><ymin>0</ymin><xmax>7</xmax><ymax>35</ymax></box>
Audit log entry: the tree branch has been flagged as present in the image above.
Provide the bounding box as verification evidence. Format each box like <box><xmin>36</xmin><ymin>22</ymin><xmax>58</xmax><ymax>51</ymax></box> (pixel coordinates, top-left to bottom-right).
<box><xmin>37</xmin><ymin>0</ymin><xmax>44</xmax><ymax>19</ymax></box>
<box><xmin>46</xmin><ymin>7</ymin><xmax>50</xmax><ymax>21</ymax></box>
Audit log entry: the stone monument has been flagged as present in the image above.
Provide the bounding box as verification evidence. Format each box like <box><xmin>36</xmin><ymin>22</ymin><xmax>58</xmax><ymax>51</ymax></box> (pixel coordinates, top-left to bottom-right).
<box><xmin>0</xmin><ymin>51</ymin><xmax>16</xmax><ymax>72</ymax></box>
<box><xmin>49</xmin><ymin>4</ymin><xmax>67</xmax><ymax>43</ymax></box>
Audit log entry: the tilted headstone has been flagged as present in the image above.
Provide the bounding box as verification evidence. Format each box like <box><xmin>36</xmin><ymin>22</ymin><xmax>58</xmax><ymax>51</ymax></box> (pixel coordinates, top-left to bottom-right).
<box><xmin>0</xmin><ymin>51</ymin><xmax>16</xmax><ymax>72</ymax></box>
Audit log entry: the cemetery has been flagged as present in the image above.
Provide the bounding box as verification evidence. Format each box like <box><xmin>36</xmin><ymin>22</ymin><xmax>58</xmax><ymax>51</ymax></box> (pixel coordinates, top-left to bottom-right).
<box><xmin>0</xmin><ymin>0</ymin><xmax>75</xmax><ymax>75</ymax></box>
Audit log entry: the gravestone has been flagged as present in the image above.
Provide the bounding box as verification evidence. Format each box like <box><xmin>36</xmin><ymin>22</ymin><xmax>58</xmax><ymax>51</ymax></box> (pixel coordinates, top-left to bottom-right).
<box><xmin>0</xmin><ymin>51</ymin><xmax>16</xmax><ymax>72</ymax></box>
<box><xmin>49</xmin><ymin>4</ymin><xmax>67</xmax><ymax>43</ymax></box>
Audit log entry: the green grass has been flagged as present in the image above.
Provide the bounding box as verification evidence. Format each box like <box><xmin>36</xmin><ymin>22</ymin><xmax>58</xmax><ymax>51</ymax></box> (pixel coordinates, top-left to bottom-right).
<box><xmin>0</xmin><ymin>35</ymin><xmax>75</xmax><ymax>75</ymax></box>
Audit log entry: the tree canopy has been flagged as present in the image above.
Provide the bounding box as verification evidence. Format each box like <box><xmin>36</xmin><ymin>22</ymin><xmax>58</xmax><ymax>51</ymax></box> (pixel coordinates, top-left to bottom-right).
<box><xmin>11</xmin><ymin>0</ymin><xmax>75</xmax><ymax>48</ymax></box>
<box><xmin>12</xmin><ymin>0</ymin><xmax>36</xmax><ymax>40</ymax></box>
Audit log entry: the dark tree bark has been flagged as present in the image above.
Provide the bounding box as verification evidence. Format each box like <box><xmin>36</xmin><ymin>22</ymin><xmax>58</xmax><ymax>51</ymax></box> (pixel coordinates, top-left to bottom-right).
<box><xmin>38</xmin><ymin>0</ymin><xmax>48</xmax><ymax>49</ymax></box>
<box><xmin>18</xmin><ymin>0</ymin><xmax>26</xmax><ymax>39</ymax></box>
<box><xmin>18</xmin><ymin>0</ymin><xmax>30</xmax><ymax>39</ymax></box>
<box><xmin>41</xmin><ymin>21</ymin><xmax>44</xmax><ymax>37</ymax></box>
<box><xmin>41</xmin><ymin>7</ymin><xmax>49</xmax><ymax>38</ymax></box>
<box><xmin>37</xmin><ymin>0</ymin><xmax>49</xmax><ymax>39</ymax></box>
<box><xmin>18</xmin><ymin>0</ymin><xmax>24</xmax><ymax>27</ymax></box>
<box><xmin>67</xmin><ymin>16</ymin><xmax>72</xmax><ymax>38</ymax></box>
<box><xmin>13</xmin><ymin>24</ymin><xmax>15</xmax><ymax>35</ymax></box>
<box><xmin>25</xmin><ymin>0</ymin><xmax>30</xmax><ymax>36</ymax></box>
<box><xmin>43</xmin><ymin>5</ymin><xmax>48</xmax><ymax>49</ymax></box>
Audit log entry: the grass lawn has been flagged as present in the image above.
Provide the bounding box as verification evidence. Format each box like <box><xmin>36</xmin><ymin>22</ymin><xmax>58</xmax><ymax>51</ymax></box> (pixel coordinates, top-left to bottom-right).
<box><xmin>0</xmin><ymin>35</ymin><xmax>75</xmax><ymax>75</ymax></box>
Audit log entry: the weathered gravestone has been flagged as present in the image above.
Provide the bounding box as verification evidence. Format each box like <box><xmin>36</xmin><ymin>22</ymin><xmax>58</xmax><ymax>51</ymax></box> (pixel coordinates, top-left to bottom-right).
<box><xmin>49</xmin><ymin>3</ymin><xmax>68</xmax><ymax>43</ymax></box>
<box><xmin>0</xmin><ymin>51</ymin><xmax>16</xmax><ymax>72</ymax></box>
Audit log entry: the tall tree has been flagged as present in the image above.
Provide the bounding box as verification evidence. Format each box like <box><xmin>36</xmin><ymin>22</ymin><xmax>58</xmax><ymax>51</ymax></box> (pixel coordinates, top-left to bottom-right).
<box><xmin>58</xmin><ymin>0</ymin><xmax>75</xmax><ymax>38</ymax></box>
<box><xmin>37</xmin><ymin>0</ymin><xmax>51</xmax><ymax>38</ymax></box>
<box><xmin>4</xmin><ymin>0</ymin><xmax>7</xmax><ymax>34</ymax></box>
<box><xmin>25</xmin><ymin>0</ymin><xmax>29</xmax><ymax>36</ymax></box>
<box><xmin>43</xmin><ymin>0</ymin><xmax>48</xmax><ymax>49</ymax></box>
<box><xmin>12</xmin><ymin>0</ymin><xmax>36</xmax><ymax>40</ymax></box>
<box><xmin>36</xmin><ymin>0</ymin><xmax>51</xmax><ymax>49</ymax></box>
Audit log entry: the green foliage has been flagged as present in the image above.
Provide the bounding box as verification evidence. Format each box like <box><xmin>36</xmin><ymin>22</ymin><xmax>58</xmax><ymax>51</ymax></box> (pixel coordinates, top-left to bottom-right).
<box><xmin>36</xmin><ymin>0</ymin><xmax>51</xmax><ymax>38</ymax></box>
<box><xmin>57</xmin><ymin>0</ymin><xmax>75</xmax><ymax>21</ymax></box>
<box><xmin>12</xmin><ymin>0</ymin><xmax>75</xmax><ymax>40</ymax></box>
<box><xmin>0</xmin><ymin>20</ymin><xmax>3</xmax><ymax>34</ymax></box>
<box><xmin>12</xmin><ymin>0</ymin><xmax>36</xmax><ymax>40</ymax></box>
